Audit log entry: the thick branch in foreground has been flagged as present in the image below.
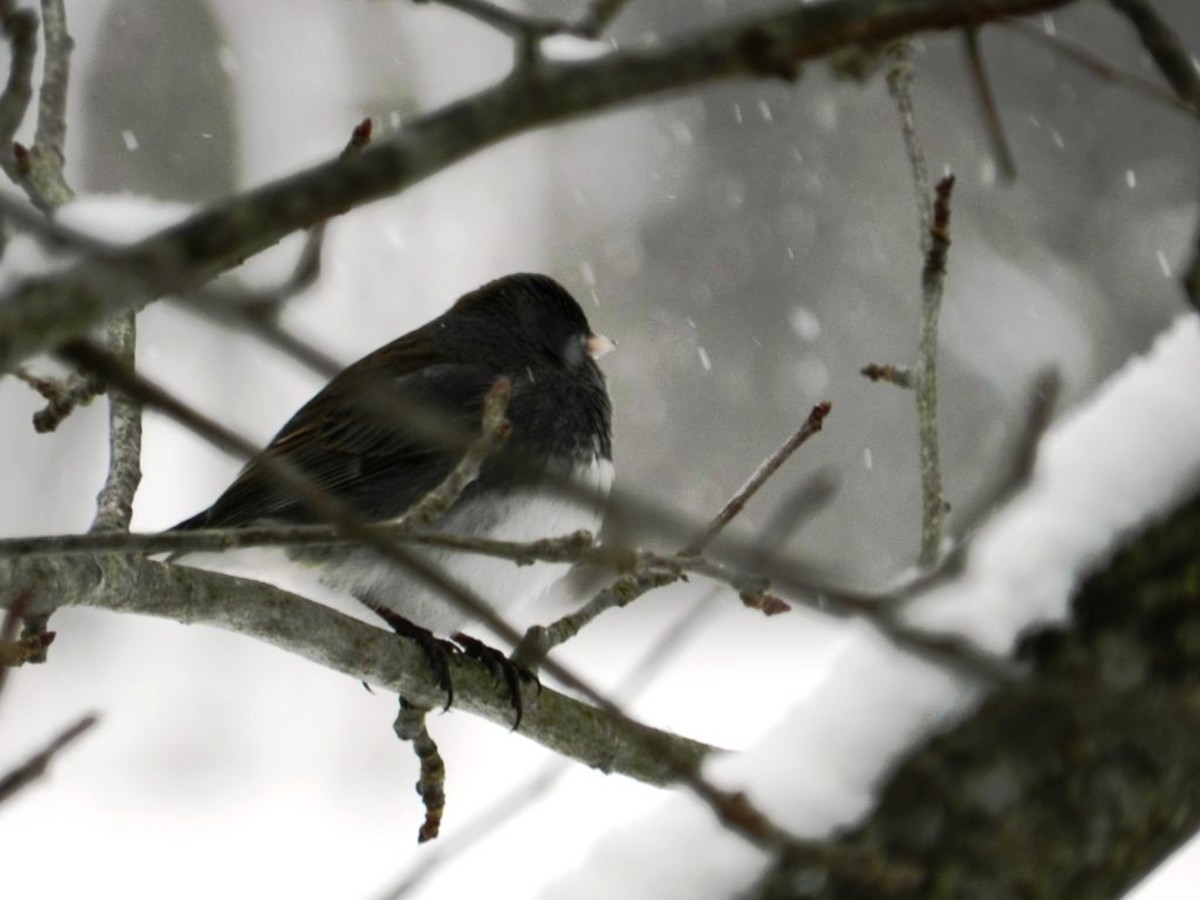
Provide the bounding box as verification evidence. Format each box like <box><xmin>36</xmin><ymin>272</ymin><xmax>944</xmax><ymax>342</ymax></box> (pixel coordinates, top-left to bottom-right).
<box><xmin>758</xmin><ymin>488</ymin><xmax>1200</xmax><ymax>898</ymax></box>
<box><xmin>0</xmin><ymin>553</ymin><xmax>715</xmax><ymax>787</ymax></box>
<box><xmin>0</xmin><ymin>0</ymin><xmax>1072</xmax><ymax>371</ymax></box>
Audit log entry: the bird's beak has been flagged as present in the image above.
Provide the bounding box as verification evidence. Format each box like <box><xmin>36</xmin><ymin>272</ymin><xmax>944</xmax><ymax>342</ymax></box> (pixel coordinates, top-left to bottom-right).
<box><xmin>586</xmin><ymin>332</ymin><xmax>615</xmax><ymax>359</ymax></box>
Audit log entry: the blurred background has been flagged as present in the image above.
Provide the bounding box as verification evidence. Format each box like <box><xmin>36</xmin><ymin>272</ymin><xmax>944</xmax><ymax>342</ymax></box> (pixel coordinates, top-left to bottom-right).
<box><xmin>1</xmin><ymin>1</ymin><xmax>1197</xmax><ymax>897</ymax></box>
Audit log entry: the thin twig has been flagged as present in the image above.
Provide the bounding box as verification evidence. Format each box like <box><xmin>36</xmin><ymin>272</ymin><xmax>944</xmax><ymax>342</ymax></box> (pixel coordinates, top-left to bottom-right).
<box><xmin>963</xmin><ymin>27</ymin><xmax>1016</xmax><ymax>180</ymax></box>
<box><xmin>0</xmin><ymin>6</ymin><xmax>38</xmax><ymax>184</ymax></box>
<box><xmin>0</xmin><ymin>588</ymin><xmax>54</xmax><ymax>673</ymax></box>
<box><xmin>861</xmin><ymin>362</ymin><xmax>914</xmax><ymax>388</ymax></box>
<box><xmin>518</xmin><ymin>403</ymin><xmax>832</xmax><ymax>665</ymax></box>
<box><xmin>946</xmin><ymin>369</ymin><xmax>1060</xmax><ymax>546</ymax></box>
<box><xmin>0</xmin><ymin>529</ymin><xmax>778</xmax><ymax>614</ymax></box>
<box><xmin>748</xmin><ymin>472</ymin><xmax>839</xmax><ymax>568</ymax></box>
<box><xmin>418</xmin><ymin>0</ymin><xmax>632</xmax><ymax>42</ymax></box>
<box><xmin>888</xmin><ymin>369</ymin><xmax>1061</xmax><ymax>607</ymax></box>
<box><xmin>378</xmin><ymin>763</ymin><xmax>566</xmax><ymax>900</ymax></box>
<box><xmin>378</xmin><ymin>587</ymin><xmax>724</xmax><ymax>900</ymax></box>
<box><xmin>1003</xmin><ymin>20</ymin><xmax>1190</xmax><ymax>113</ymax></box>
<box><xmin>0</xmin><ymin>629</ymin><xmax>55</xmax><ymax>667</ymax></box>
<box><xmin>177</xmin><ymin>118</ymin><xmax>369</xmax><ymax>318</ymax></box>
<box><xmin>0</xmin><ymin>713</ymin><xmax>98</xmax><ymax>805</ymax></box>
<box><xmin>22</xmin><ymin>0</ymin><xmax>74</xmax><ymax>210</ymax></box>
<box><xmin>683</xmin><ymin>402</ymin><xmax>831</xmax><ymax>556</ymax></box>
<box><xmin>14</xmin><ymin>367</ymin><xmax>105</xmax><ymax>432</ymax></box>
<box><xmin>417</xmin><ymin>0</ymin><xmax>634</xmax><ymax>66</ymax></box>
<box><xmin>887</xmin><ymin>43</ymin><xmax>951</xmax><ymax>570</ymax></box>
<box><xmin>198</xmin><ymin>221</ymin><xmax>325</xmax><ymax>317</ymax></box>
<box><xmin>395</xmin><ymin>698</ymin><xmax>446</xmax><ymax>843</ymax></box>
<box><xmin>575</xmin><ymin>0</ymin><xmax>636</xmax><ymax>37</ymax></box>
<box><xmin>915</xmin><ymin>175</ymin><xmax>955</xmax><ymax>569</ymax></box>
<box><xmin>89</xmin><ymin>312</ymin><xmax>142</xmax><ymax>533</ymax></box>
<box><xmin>14</xmin><ymin>0</ymin><xmax>137</xmax><ymax>533</ymax></box>
<box><xmin>886</xmin><ymin>41</ymin><xmax>932</xmax><ymax>252</ymax></box>
<box><xmin>400</xmin><ymin>378</ymin><xmax>512</xmax><ymax>527</ymax></box>
<box><xmin>0</xmin><ymin>517</ymin><xmax>1014</xmax><ymax>675</ymax></box>
<box><xmin>34</xmin><ymin>372</ymin><xmax>97</xmax><ymax>429</ymax></box>
<box><xmin>0</xmin><ymin>590</ymin><xmax>30</xmax><ymax>701</ymax></box>
<box><xmin>4</xmin><ymin>2</ymin><xmax>103</xmax><ymax>448</ymax></box>
<box><xmin>1108</xmin><ymin>0</ymin><xmax>1200</xmax><ymax>115</ymax></box>
<box><xmin>0</xmin><ymin>462</ymin><xmax>1016</xmax><ymax>681</ymax></box>
<box><xmin>1105</xmin><ymin>0</ymin><xmax>1200</xmax><ymax>311</ymax></box>
<box><xmin>416</xmin><ymin>0</ymin><xmax>564</xmax><ymax>45</ymax></box>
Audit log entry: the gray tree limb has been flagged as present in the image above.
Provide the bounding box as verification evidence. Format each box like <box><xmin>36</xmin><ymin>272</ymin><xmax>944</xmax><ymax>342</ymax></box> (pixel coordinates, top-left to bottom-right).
<box><xmin>0</xmin><ymin>0</ymin><xmax>1071</xmax><ymax>372</ymax></box>
<box><xmin>0</xmin><ymin>552</ymin><xmax>716</xmax><ymax>787</ymax></box>
<box><xmin>756</xmin><ymin>487</ymin><xmax>1200</xmax><ymax>898</ymax></box>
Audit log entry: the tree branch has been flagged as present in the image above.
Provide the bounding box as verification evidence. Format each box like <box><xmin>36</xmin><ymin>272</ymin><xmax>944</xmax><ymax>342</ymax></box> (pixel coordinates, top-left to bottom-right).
<box><xmin>761</xmin><ymin>487</ymin><xmax>1200</xmax><ymax>898</ymax></box>
<box><xmin>682</xmin><ymin>401</ymin><xmax>832</xmax><ymax>557</ymax></box>
<box><xmin>0</xmin><ymin>551</ymin><xmax>717</xmax><ymax>787</ymax></box>
<box><xmin>914</xmin><ymin>175</ymin><xmax>955</xmax><ymax>569</ymax></box>
<box><xmin>1108</xmin><ymin>0</ymin><xmax>1200</xmax><ymax>116</ymax></box>
<box><xmin>21</xmin><ymin>0</ymin><xmax>73</xmax><ymax>210</ymax></box>
<box><xmin>963</xmin><ymin>27</ymin><xmax>1016</xmax><ymax>179</ymax></box>
<box><xmin>0</xmin><ymin>0</ymin><xmax>1073</xmax><ymax>372</ymax></box>
<box><xmin>0</xmin><ymin>713</ymin><xmax>97</xmax><ymax>805</ymax></box>
<box><xmin>516</xmin><ymin>403</ymin><xmax>831</xmax><ymax>666</ymax></box>
<box><xmin>89</xmin><ymin>312</ymin><xmax>141</xmax><ymax>533</ymax></box>
<box><xmin>0</xmin><ymin>5</ymin><xmax>37</xmax><ymax>184</ymax></box>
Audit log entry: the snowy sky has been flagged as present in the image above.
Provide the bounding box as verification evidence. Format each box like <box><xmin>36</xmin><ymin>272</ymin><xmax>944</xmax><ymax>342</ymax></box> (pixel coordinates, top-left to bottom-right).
<box><xmin>1</xmin><ymin>2</ymin><xmax>1199</xmax><ymax>898</ymax></box>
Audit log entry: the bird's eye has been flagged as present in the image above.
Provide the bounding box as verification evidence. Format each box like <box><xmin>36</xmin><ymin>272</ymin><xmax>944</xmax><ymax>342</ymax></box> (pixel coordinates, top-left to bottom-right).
<box><xmin>561</xmin><ymin>335</ymin><xmax>587</xmax><ymax>367</ymax></box>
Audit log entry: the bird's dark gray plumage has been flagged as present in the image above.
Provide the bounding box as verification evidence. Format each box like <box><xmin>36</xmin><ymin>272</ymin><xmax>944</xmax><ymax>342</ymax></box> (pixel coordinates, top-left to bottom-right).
<box><xmin>174</xmin><ymin>273</ymin><xmax>614</xmax><ymax>636</ymax></box>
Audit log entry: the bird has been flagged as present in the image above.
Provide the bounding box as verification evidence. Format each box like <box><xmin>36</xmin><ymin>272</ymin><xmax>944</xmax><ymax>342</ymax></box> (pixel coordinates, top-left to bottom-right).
<box><xmin>172</xmin><ymin>273</ymin><xmax>614</xmax><ymax>706</ymax></box>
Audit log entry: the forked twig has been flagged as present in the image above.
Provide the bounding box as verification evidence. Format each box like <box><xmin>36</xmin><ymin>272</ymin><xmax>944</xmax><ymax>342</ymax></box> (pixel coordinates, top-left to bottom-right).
<box><xmin>517</xmin><ymin>402</ymin><xmax>832</xmax><ymax>666</ymax></box>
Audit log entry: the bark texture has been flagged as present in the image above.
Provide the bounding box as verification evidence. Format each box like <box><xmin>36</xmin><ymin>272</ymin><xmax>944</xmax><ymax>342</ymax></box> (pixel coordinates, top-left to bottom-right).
<box><xmin>758</xmin><ymin>486</ymin><xmax>1200</xmax><ymax>898</ymax></box>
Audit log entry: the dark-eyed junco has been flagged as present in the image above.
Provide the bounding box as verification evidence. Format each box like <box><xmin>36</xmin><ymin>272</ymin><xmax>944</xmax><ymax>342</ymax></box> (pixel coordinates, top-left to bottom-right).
<box><xmin>174</xmin><ymin>273</ymin><xmax>614</xmax><ymax>654</ymax></box>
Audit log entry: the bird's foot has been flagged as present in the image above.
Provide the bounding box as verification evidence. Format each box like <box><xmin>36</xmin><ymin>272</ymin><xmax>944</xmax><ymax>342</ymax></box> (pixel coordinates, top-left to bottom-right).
<box><xmin>372</xmin><ymin>607</ymin><xmax>459</xmax><ymax>710</ymax></box>
<box><xmin>452</xmin><ymin>631</ymin><xmax>539</xmax><ymax>731</ymax></box>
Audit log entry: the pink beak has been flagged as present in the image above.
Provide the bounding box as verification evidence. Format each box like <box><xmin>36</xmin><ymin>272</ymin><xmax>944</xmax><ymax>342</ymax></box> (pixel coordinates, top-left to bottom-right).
<box><xmin>586</xmin><ymin>332</ymin><xmax>615</xmax><ymax>359</ymax></box>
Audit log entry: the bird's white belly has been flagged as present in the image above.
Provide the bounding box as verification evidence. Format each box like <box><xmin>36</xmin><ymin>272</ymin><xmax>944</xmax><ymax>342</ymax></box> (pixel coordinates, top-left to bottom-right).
<box><xmin>322</xmin><ymin>457</ymin><xmax>614</xmax><ymax>635</ymax></box>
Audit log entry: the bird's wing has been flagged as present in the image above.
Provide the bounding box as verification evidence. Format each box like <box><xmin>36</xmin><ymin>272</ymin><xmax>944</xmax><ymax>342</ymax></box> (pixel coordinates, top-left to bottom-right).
<box><xmin>177</xmin><ymin>350</ymin><xmax>502</xmax><ymax>529</ymax></box>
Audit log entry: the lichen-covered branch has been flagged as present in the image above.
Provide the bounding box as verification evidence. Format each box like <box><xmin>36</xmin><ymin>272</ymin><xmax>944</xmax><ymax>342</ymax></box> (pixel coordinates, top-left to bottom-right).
<box><xmin>757</xmin><ymin>488</ymin><xmax>1200</xmax><ymax>898</ymax></box>
<box><xmin>22</xmin><ymin>0</ymin><xmax>74</xmax><ymax>210</ymax></box>
<box><xmin>89</xmin><ymin>312</ymin><xmax>141</xmax><ymax>533</ymax></box>
<box><xmin>886</xmin><ymin>42</ymin><xmax>933</xmax><ymax>248</ymax></box>
<box><xmin>0</xmin><ymin>551</ymin><xmax>717</xmax><ymax>787</ymax></box>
